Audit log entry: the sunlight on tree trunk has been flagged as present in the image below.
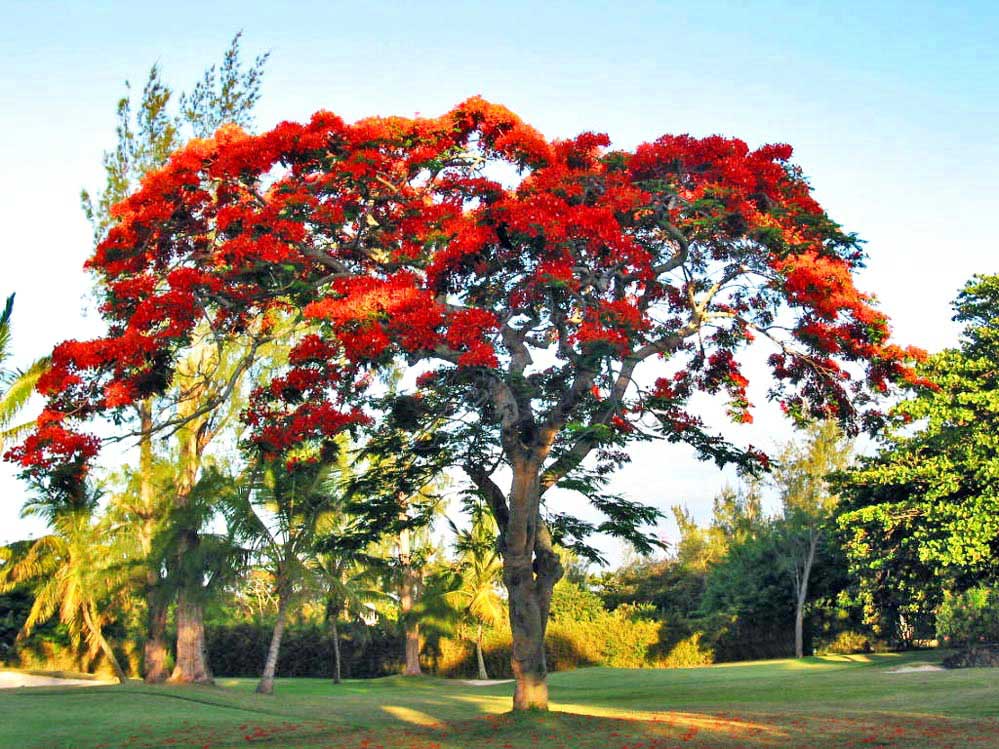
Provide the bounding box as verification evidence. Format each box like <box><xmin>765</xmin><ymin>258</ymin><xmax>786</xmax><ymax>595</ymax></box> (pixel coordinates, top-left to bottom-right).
<box><xmin>398</xmin><ymin>523</ymin><xmax>422</xmax><ymax>676</ymax></box>
<box><xmin>257</xmin><ymin>595</ymin><xmax>288</xmax><ymax>695</ymax></box>
<box><xmin>171</xmin><ymin>590</ymin><xmax>212</xmax><ymax>684</ymax></box>
<box><xmin>83</xmin><ymin>604</ymin><xmax>127</xmax><ymax>684</ymax></box>
<box><xmin>502</xmin><ymin>458</ymin><xmax>563</xmax><ymax>711</ymax></box>
<box><xmin>475</xmin><ymin>623</ymin><xmax>489</xmax><ymax>681</ymax></box>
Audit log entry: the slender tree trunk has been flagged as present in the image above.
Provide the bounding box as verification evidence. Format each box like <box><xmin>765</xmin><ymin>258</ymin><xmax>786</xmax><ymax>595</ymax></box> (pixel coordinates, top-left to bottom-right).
<box><xmin>794</xmin><ymin>533</ymin><xmax>819</xmax><ymax>659</ymax></box>
<box><xmin>257</xmin><ymin>593</ymin><xmax>288</xmax><ymax>695</ymax></box>
<box><xmin>84</xmin><ymin>605</ymin><xmax>127</xmax><ymax>684</ymax></box>
<box><xmin>170</xmin><ymin>588</ymin><xmax>213</xmax><ymax>684</ymax></box>
<box><xmin>138</xmin><ymin>400</ymin><xmax>171</xmax><ymax>684</ymax></box>
<box><xmin>503</xmin><ymin>457</ymin><xmax>563</xmax><ymax>711</ymax></box>
<box><xmin>331</xmin><ymin>616</ymin><xmax>342</xmax><ymax>684</ymax></box>
<box><xmin>398</xmin><ymin>523</ymin><xmax>422</xmax><ymax>676</ymax></box>
<box><xmin>475</xmin><ymin>623</ymin><xmax>489</xmax><ymax>681</ymax></box>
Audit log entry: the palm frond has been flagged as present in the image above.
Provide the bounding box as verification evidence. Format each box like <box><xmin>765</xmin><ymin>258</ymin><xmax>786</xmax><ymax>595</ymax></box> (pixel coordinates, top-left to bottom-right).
<box><xmin>0</xmin><ymin>294</ymin><xmax>13</xmax><ymax>367</ymax></box>
<box><xmin>0</xmin><ymin>356</ymin><xmax>52</xmax><ymax>428</ymax></box>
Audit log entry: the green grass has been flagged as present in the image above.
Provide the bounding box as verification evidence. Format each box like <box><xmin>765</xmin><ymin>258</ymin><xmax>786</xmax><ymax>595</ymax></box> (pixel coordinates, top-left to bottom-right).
<box><xmin>1</xmin><ymin>651</ymin><xmax>997</xmax><ymax>748</ymax></box>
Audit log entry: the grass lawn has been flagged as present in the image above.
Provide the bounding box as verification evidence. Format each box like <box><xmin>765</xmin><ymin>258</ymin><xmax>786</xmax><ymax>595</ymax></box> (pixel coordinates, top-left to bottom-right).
<box><xmin>1</xmin><ymin>651</ymin><xmax>997</xmax><ymax>748</ymax></box>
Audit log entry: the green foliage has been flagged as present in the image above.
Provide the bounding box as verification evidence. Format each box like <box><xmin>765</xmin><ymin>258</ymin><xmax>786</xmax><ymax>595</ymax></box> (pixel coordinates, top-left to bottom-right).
<box><xmin>80</xmin><ymin>32</ymin><xmax>268</xmax><ymax>242</ymax></box>
<box><xmin>549</xmin><ymin>579</ymin><xmax>606</xmax><ymax>625</ymax></box>
<box><xmin>936</xmin><ymin>586</ymin><xmax>999</xmax><ymax>646</ymax></box>
<box><xmin>836</xmin><ymin>274</ymin><xmax>999</xmax><ymax>641</ymax></box>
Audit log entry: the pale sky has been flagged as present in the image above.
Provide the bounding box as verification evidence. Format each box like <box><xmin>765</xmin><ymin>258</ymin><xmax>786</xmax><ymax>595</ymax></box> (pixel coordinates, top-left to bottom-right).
<box><xmin>2</xmin><ymin>1</ymin><xmax>997</xmax><ymax>560</ymax></box>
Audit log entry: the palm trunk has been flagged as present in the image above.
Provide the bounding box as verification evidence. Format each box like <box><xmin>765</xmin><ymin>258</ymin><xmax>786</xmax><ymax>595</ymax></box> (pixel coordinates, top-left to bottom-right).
<box><xmin>83</xmin><ymin>605</ymin><xmax>127</xmax><ymax>684</ymax></box>
<box><xmin>331</xmin><ymin>616</ymin><xmax>342</xmax><ymax>684</ymax></box>
<box><xmin>257</xmin><ymin>593</ymin><xmax>288</xmax><ymax>695</ymax></box>
<box><xmin>794</xmin><ymin>533</ymin><xmax>819</xmax><ymax>659</ymax></box>
<box><xmin>503</xmin><ymin>457</ymin><xmax>563</xmax><ymax>711</ymax></box>
<box><xmin>398</xmin><ymin>523</ymin><xmax>422</xmax><ymax>676</ymax></box>
<box><xmin>475</xmin><ymin>623</ymin><xmax>489</xmax><ymax>681</ymax></box>
<box><xmin>170</xmin><ymin>588</ymin><xmax>213</xmax><ymax>684</ymax></box>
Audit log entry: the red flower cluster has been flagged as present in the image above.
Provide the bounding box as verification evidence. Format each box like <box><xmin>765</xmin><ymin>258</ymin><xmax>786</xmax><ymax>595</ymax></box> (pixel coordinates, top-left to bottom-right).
<box><xmin>8</xmin><ymin>97</ymin><xmax>922</xmax><ymax>484</ymax></box>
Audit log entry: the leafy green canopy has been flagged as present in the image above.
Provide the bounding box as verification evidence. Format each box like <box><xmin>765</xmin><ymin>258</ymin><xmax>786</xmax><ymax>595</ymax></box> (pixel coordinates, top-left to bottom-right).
<box><xmin>836</xmin><ymin>274</ymin><xmax>999</xmax><ymax>634</ymax></box>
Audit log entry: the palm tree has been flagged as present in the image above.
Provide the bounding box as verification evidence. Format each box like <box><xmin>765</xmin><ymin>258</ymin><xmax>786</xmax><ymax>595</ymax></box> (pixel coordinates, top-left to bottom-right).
<box><xmin>0</xmin><ymin>294</ymin><xmax>49</xmax><ymax>451</ymax></box>
<box><xmin>0</xmin><ymin>484</ymin><xmax>129</xmax><ymax>683</ymax></box>
<box><xmin>310</xmin><ymin>550</ymin><xmax>387</xmax><ymax>684</ymax></box>
<box><xmin>221</xmin><ymin>458</ymin><xmax>333</xmax><ymax>695</ymax></box>
<box><xmin>446</xmin><ymin>505</ymin><xmax>505</xmax><ymax>680</ymax></box>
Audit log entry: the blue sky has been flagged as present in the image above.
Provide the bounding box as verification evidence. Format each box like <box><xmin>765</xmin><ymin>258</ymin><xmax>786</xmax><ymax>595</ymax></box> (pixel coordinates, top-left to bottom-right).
<box><xmin>1</xmin><ymin>1</ymin><xmax>997</xmax><ymax>555</ymax></box>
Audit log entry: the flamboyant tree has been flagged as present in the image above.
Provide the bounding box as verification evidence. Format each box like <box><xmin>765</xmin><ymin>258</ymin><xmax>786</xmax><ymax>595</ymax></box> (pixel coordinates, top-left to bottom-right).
<box><xmin>8</xmin><ymin>98</ymin><xmax>923</xmax><ymax>709</ymax></box>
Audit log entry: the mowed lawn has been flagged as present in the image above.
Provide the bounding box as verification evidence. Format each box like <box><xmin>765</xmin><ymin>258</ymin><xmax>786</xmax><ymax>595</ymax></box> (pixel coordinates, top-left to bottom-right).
<box><xmin>1</xmin><ymin>652</ymin><xmax>997</xmax><ymax>748</ymax></box>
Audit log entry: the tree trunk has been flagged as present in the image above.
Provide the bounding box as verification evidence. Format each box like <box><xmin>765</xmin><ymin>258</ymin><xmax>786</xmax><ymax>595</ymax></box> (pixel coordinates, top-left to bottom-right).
<box><xmin>398</xmin><ymin>524</ymin><xmax>422</xmax><ymax>676</ymax></box>
<box><xmin>257</xmin><ymin>593</ymin><xmax>288</xmax><ymax>695</ymax></box>
<box><xmin>331</xmin><ymin>616</ymin><xmax>342</xmax><ymax>684</ymax></box>
<box><xmin>475</xmin><ymin>624</ymin><xmax>489</xmax><ymax>681</ymax></box>
<box><xmin>170</xmin><ymin>588</ymin><xmax>213</xmax><ymax>684</ymax></box>
<box><xmin>794</xmin><ymin>533</ymin><xmax>819</xmax><ymax>659</ymax></box>
<box><xmin>84</xmin><ymin>605</ymin><xmax>128</xmax><ymax>684</ymax></box>
<box><xmin>143</xmin><ymin>588</ymin><xmax>169</xmax><ymax>683</ymax></box>
<box><xmin>502</xmin><ymin>457</ymin><xmax>563</xmax><ymax>711</ymax></box>
<box><xmin>138</xmin><ymin>400</ymin><xmax>170</xmax><ymax>684</ymax></box>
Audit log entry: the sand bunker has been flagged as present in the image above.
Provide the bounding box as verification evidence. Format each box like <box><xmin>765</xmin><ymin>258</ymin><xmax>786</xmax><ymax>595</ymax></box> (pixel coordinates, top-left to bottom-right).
<box><xmin>887</xmin><ymin>664</ymin><xmax>945</xmax><ymax>674</ymax></box>
<box><xmin>0</xmin><ymin>670</ymin><xmax>112</xmax><ymax>689</ymax></box>
<box><xmin>457</xmin><ymin>678</ymin><xmax>515</xmax><ymax>686</ymax></box>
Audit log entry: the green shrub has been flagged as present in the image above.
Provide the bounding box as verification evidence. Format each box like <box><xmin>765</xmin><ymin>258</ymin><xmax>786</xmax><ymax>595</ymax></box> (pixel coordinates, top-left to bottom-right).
<box><xmin>936</xmin><ymin>587</ymin><xmax>999</xmax><ymax>646</ymax></box>
<box><xmin>660</xmin><ymin>633</ymin><xmax>714</xmax><ymax>667</ymax></box>
<box><xmin>813</xmin><ymin>630</ymin><xmax>875</xmax><ymax>655</ymax></box>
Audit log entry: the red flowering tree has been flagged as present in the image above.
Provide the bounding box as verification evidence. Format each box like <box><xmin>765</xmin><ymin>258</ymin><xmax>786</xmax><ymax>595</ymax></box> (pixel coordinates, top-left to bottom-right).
<box><xmin>8</xmin><ymin>98</ymin><xmax>923</xmax><ymax>709</ymax></box>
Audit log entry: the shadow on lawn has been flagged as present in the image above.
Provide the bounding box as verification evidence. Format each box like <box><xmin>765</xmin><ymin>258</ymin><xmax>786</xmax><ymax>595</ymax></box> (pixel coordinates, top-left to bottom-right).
<box><xmin>129</xmin><ymin>706</ymin><xmax>998</xmax><ymax>749</ymax></box>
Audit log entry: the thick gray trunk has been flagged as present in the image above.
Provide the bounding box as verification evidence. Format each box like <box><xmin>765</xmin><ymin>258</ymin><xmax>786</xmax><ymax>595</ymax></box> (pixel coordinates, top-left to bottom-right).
<box><xmin>503</xmin><ymin>457</ymin><xmax>563</xmax><ymax>711</ymax></box>
<box><xmin>170</xmin><ymin>589</ymin><xmax>213</xmax><ymax>684</ymax></box>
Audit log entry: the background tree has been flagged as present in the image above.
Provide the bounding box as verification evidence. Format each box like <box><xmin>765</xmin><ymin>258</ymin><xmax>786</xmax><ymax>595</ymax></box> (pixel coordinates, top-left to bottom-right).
<box><xmin>222</xmin><ymin>457</ymin><xmax>332</xmax><ymax>695</ymax></box>
<box><xmin>836</xmin><ymin>274</ymin><xmax>999</xmax><ymax>643</ymax></box>
<box><xmin>773</xmin><ymin>420</ymin><xmax>852</xmax><ymax>657</ymax></box>
<box><xmin>445</xmin><ymin>502</ymin><xmax>505</xmax><ymax>680</ymax></box>
<box><xmin>12</xmin><ymin>99</ymin><xmax>923</xmax><ymax>709</ymax></box>
<box><xmin>311</xmin><ymin>547</ymin><xmax>386</xmax><ymax>684</ymax></box>
<box><xmin>0</xmin><ymin>483</ymin><xmax>129</xmax><ymax>682</ymax></box>
<box><xmin>77</xmin><ymin>33</ymin><xmax>268</xmax><ymax>684</ymax></box>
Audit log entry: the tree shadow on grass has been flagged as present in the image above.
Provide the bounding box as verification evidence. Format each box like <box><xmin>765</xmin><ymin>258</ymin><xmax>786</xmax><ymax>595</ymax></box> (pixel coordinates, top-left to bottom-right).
<box><xmin>137</xmin><ymin>706</ymin><xmax>999</xmax><ymax>749</ymax></box>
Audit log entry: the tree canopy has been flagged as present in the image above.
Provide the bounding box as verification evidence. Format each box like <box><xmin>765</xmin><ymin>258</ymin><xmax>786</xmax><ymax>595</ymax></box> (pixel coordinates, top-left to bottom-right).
<box><xmin>836</xmin><ymin>275</ymin><xmax>999</xmax><ymax>640</ymax></box>
<box><xmin>6</xmin><ymin>98</ymin><xmax>923</xmax><ymax>709</ymax></box>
